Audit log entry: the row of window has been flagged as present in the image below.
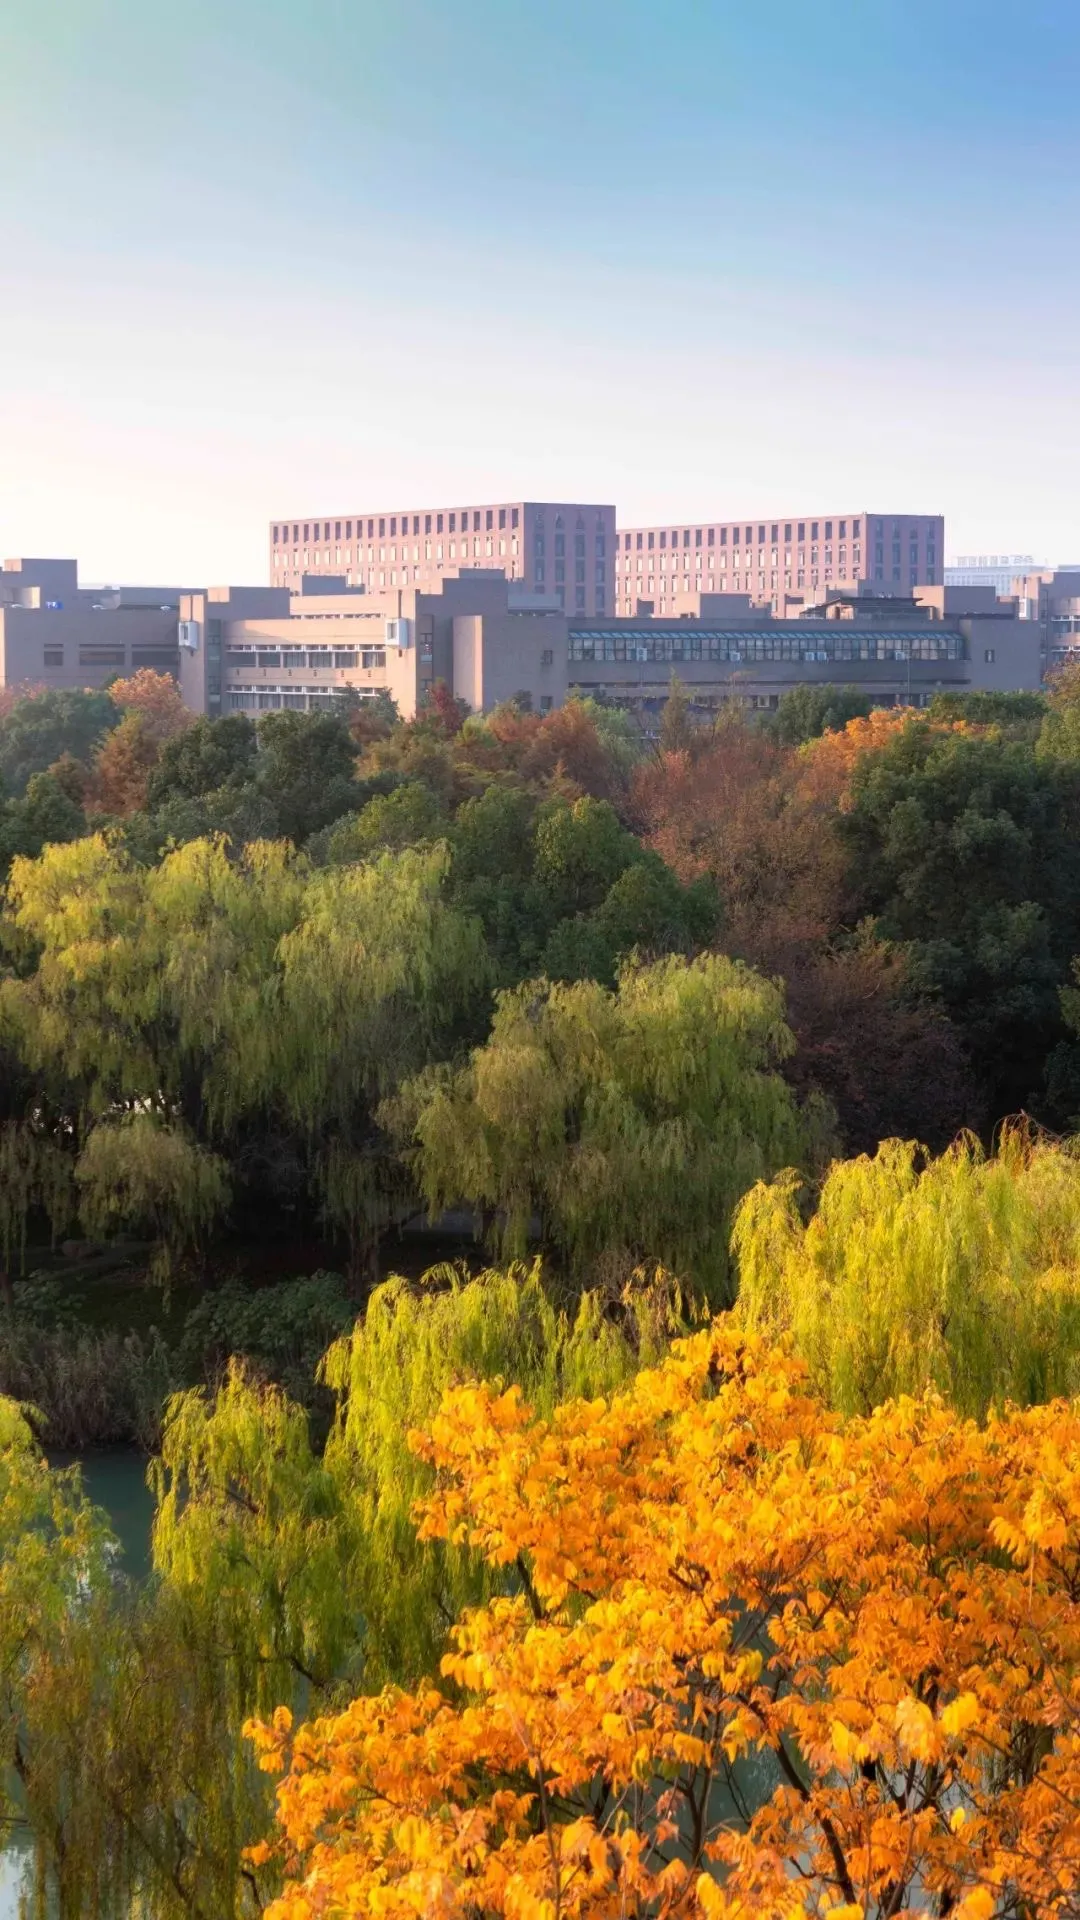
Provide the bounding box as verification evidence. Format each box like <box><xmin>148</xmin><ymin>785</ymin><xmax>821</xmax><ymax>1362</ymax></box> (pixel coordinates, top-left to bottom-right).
<box><xmin>620</xmin><ymin>517</ymin><xmax>938</xmax><ymax>552</ymax></box>
<box><xmin>623</xmin><ymin>519</ymin><xmax>867</xmax><ymax>551</ymax></box>
<box><xmin>568</xmin><ymin>629</ymin><xmax>966</xmax><ymax>664</ymax></box>
<box><xmin>227</xmin><ymin>648</ymin><xmax>386</xmax><ymax>671</ymax></box>
<box><xmin>228</xmin><ymin>687</ymin><xmax>355</xmax><ymax>711</ymax></box>
<box><xmin>620</xmin><ymin>546</ymin><xmax>862</xmax><ymax>573</ymax></box>
<box><xmin>279</xmin><ymin>534</ymin><xmax>524</xmax><ymax>570</ymax></box>
<box><xmin>273</xmin><ymin>507</ymin><xmax>524</xmax><ymax>543</ymax></box>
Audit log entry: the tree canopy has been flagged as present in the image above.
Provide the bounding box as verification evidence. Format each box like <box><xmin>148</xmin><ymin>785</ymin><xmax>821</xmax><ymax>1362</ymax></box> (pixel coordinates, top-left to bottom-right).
<box><xmin>398</xmin><ymin>953</ymin><xmax>819</xmax><ymax>1300</ymax></box>
<box><xmin>733</xmin><ymin>1126</ymin><xmax>1080</xmax><ymax>1417</ymax></box>
<box><xmin>251</xmin><ymin>1318</ymin><xmax>1080</xmax><ymax>1919</ymax></box>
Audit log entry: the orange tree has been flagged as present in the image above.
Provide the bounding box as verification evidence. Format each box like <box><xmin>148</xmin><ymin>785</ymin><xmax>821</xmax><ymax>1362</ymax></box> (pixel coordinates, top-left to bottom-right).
<box><xmin>249</xmin><ymin>1322</ymin><xmax>1080</xmax><ymax>1918</ymax></box>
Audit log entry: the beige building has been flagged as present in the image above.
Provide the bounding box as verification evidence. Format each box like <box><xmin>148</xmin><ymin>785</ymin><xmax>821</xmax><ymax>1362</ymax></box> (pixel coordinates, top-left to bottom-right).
<box><xmin>269</xmin><ymin>500</ymin><xmax>616</xmax><ymax>616</ymax></box>
<box><xmin>177</xmin><ymin>569</ymin><xmax>1039</xmax><ymax>726</ymax></box>
<box><xmin>0</xmin><ymin>556</ymin><xmax>182</xmax><ymax>691</ymax></box>
<box><xmin>614</xmin><ymin>511</ymin><xmax>944</xmax><ymax>616</ymax></box>
<box><xmin>178</xmin><ymin>572</ymin><xmax>569</xmax><ymax>721</ymax></box>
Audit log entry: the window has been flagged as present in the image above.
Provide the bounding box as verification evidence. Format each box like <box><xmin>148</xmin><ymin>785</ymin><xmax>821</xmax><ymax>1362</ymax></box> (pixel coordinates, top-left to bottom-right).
<box><xmin>541</xmin><ymin>648</ymin><xmax>554</xmax><ymax>667</ymax></box>
<box><xmin>771</xmin><ymin>525</ymin><xmax>779</xmax><ymax>542</ymax></box>
<box><xmin>636</xmin><ymin>532</ymin><xmax>643</xmax><ymax>549</ymax></box>
<box><xmin>539</xmin><ymin>694</ymin><xmax>553</xmax><ymax>712</ymax></box>
<box><xmin>44</xmin><ymin>646</ymin><xmax>64</xmax><ymax>667</ymax></box>
<box><xmin>984</xmin><ymin>648</ymin><xmax>996</xmax><ymax>663</ymax></box>
<box><xmin>79</xmin><ymin>645</ymin><xmax>126</xmax><ymax>666</ymax></box>
<box><xmin>695</xmin><ymin>528</ymin><xmax>702</xmax><ymax>546</ymax></box>
<box><xmin>512</xmin><ymin>507</ymin><xmax>519</xmax><ymax>528</ymax></box>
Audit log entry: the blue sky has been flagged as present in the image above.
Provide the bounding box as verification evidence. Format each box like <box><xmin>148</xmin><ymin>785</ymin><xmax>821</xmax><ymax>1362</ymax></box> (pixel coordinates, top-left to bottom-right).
<box><xmin>1</xmin><ymin>0</ymin><xmax>1078</xmax><ymax>582</ymax></box>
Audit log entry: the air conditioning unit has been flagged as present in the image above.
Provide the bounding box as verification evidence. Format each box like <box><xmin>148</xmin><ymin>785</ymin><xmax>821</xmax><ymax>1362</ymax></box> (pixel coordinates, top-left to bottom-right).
<box><xmin>178</xmin><ymin>620</ymin><xmax>200</xmax><ymax>650</ymax></box>
<box><xmin>385</xmin><ymin>617</ymin><xmax>412</xmax><ymax>648</ymax></box>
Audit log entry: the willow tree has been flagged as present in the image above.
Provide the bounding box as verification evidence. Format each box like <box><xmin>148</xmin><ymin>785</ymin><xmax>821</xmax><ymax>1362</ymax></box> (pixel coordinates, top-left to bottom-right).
<box><xmin>398</xmin><ymin>953</ymin><xmax>823</xmax><ymax>1301</ymax></box>
<box><xmin>733</xmin><ymin>1125</ymin><xmax>1080</xmax><ymax>1417</ymax></box>
<box><xmin>152</xmin><ymin>1261</ymin><xmax>686</xmax><ymax>1695</ymax></box>
<box><xmin>0</xmin><ymin>833</ymin><xmax>490</xmax><ymax>1271</ymax></box>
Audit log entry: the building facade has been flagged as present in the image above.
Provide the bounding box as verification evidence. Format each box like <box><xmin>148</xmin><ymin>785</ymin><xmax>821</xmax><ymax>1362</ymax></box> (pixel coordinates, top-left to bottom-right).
<box><xmin>1011</xmin><ymin>567</ymin><xmax>1080</xmax><ymax>670</ymax></box>
<box><xmin>613</xmin><ymin>512</ymin><xmax>945</xmax><ymax>616</ymax></box>
<box><xmin>176</xmin><ymin>570</ymin><xmax>1039</xmax><ymax>726</ymax></box>
<box><xmin>268</xmin><ymin>501</ymin><xmax>617</xmax><ymax>616</ymax></box>
<box><xmin>0</xmin><ymin>557</ymin><xmax>183</xmax><ymax>691</ymax></box>
<box><xmin>946</xmin><ymin>554</ymin><xmax>1040</xmax><ymax>594</ymax></box>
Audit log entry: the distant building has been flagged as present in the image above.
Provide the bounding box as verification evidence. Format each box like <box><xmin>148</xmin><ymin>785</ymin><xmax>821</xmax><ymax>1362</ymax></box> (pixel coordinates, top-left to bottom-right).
<box><xmin>946</xmin><ymin>555</ymin><xmax>1041</xmax><ymax>594</ymax></box>
<box><xmin>0</xmin><ymin>557</ymin><xmax>184</xmax><ymax>691</ymax></box>
<box><xmin>268</xmin><ymin>501</ymin><xmax>616</xmax><ymax>616</ymax></box>
<box><xmin>614</xmin><ymin>511</ymin><xmax>944</xmax><ymax>616</ymax></box>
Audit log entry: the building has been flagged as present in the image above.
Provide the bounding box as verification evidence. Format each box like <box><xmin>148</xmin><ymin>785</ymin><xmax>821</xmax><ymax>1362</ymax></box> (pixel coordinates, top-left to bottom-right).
<box><xmin>1011</xmin><ymin>567</ymin><xmax>1080</xmax><ymax>670</ymax></box>
<box><xmin>946</xmin><ymin>554</ymin><xmax>1040</xmax><ymax>594</ymax></box>
<box><xmin>613</xmin><ymin>512</ymin><xmax>944</xmax><ymax>616</ymax></box>
<box><xmin>0</xmin><ymin>557</ymin><xmax>184</xmax><ymax>692</ymax></box>
<box><xmin>176</xmin><ymin>569</ymin><xmax>1040</xmax><ymax>726</ymax></box>
<box><xmin>178</xmin><ymin>572</ymin><xmax>570</xmax><ymax>722</ymax></box>
<box><xmin>268</xmin><ymin>500</ymin><xmax>617</xmax><ymax>616</ymax></box>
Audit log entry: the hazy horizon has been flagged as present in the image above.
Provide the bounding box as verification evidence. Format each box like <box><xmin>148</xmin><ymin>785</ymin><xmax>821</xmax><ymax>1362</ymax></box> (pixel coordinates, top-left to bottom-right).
<box><xmin>2</xmin><ymin>0</ymin><xmax>1078</xmax><ymax>586</ymax></box>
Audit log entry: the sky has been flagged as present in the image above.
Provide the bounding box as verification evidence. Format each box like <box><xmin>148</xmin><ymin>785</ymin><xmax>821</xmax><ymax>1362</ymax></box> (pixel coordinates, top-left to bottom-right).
<box><xmin>1</xmin><ymin>0</ymin><xmax>1078</xmax><ymax>584</ymax></box>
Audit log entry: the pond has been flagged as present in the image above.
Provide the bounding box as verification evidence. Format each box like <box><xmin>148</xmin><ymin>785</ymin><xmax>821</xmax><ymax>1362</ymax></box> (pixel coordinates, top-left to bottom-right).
<box><xmin>2</xmin><ymin>1450</ymin><xmax>153</xmax><ymax>1917</ymax></box>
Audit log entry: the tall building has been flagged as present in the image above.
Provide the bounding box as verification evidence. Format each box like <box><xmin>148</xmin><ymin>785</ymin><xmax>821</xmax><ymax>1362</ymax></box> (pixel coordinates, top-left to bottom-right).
<box><xmin>946</xmin><ymin>554</ymin><xmax>1040</xmax><ymax>594</ymax></box>
<box><xmin>613</xmin><ymin>511</ymin><xmax>944</xmax><ymax>616</ymax></box>
<box><xmin>268</xmin><ymin>500</ymin><xmax>617</xmax><ymax>616</ymax></box>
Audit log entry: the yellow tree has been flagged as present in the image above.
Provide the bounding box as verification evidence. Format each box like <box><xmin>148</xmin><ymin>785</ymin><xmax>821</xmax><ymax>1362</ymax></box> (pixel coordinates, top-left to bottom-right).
<box><xmin>251</xmin><ymin>1322</ymin><xmax>1080</xmax><ymax>1919</ymax></box>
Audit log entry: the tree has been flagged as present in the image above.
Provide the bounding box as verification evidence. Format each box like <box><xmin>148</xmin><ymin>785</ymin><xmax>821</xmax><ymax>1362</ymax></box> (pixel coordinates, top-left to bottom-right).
<box><xmin>840</xmin><ymin>724</ymin><xmax>1080</xmax><ymax>1116</ymax></box>
<box><xmin>762</xmin><ymin>681</ymin><xmax>874</xmax><ymax>747</ymax></box>
<box><xmin>108</xmin><ymin>667</ymin><xmax>193</xmax><ymax>742</ymax></box>
<box><xmin>734</xmin><ymin>1125</ymin><xmax>1080</xmax><ymax>1418</ymax></box>
<box><xmin>148</xmin><ymin>713</ymin><xmax>258</xmax><ymax>805</ymax></box>
<box><xmin>418</xmin><ymin>679</ymin><xmax>470</xmax><ymax>737</ymax></box>
<box><xmin>91</xmin><ymin>709</ymin><xmax>161</xmax><ymax>816</ymax></box>
<box><xmin>929</xmin><ymin>688</ymin><xmax>1046</xmax><ymax>738</ymax></box>
<box><xmin>251</xmin><ymin>1318</ymin><xmax>1080</xmax><ymax>1920</ymax></box>
<box><xmin>0</xmin><ymin>687</ymin><xmax>119</xmax><ymax>795</ymax></box>
<box><xmin>0</xmin><ymin>834</ymin><xmax>490</xmax><ymax>1272</ymax></box>
<box><xmin>309</xmin><ymin>781</ymin><xmax>446</xmax><ymax>863</ymax></box>
<box><xmin>1037</xmin><ymin>659</ymin><xmax>1080</xmax><ymax>762</ymax></box>
<box><xmin>518</xmin><ymin>696</ymin><xmax>631</xmax><ymax>800</ymax></box>
<box><xmin>0</xmin><ymin>769</ymin><xmax>87</xmax><ymax>876</ymax></box>
<box><xmin>658</xmin><ymin>670</ymin><xmax>694</xmax><ymax>754</ymax></box>
<box><xmin>253</xmin><ymin>709</ymin><xmax>361</xmax><ymax>843</ymax></box>
<box><xmin>398</xmin><ymin>953</ymin><xmax>819</xmax><ymax>1301</ymax></box>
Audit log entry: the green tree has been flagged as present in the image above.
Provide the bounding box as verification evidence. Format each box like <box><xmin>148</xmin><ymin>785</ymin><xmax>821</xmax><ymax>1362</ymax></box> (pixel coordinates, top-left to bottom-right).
<box><xmin>734</xmin><ymin>1126</ymin><xmax>1080</xmax><ymax>1419</ymax></box>
<box><xmin>928</xmin><ymin>688</ymin><xmax>1046</xmax><ymax>737</ymax></box>
<box><xmin>1037</xmin><ymin>659</ymin><xmax>1080</xmax><ymax>762</ymax></box>
<box><xmin>252</xmin><ymin>709</ymin><xmax>360</xmax><ymax>842</ymax></box>
<box><xmin>840</xmin><ymin>722</ymin><xmax>1080</xmax><ymax>1115</ymax></box>
<box><xmin>0</xmin><ymin>688</ymin><xmax>119</xmax><ymax>796</ymax></box>
<box><xmin>0</xmin><ymin>768</ymin><xmax>86</xmax><ymax>873</ymax></box>
<box><xmin>762</xmin><ymin>682</ymin><xmax>874</xmax><ymax>746</ymax></box>
<box><xmin>398</xmin><ymin>953</ymin><xmax>820</xmax><ymax>1301</ymax></box>
<box><xmin>147</xmin><ymin>713</ymin><xmax>258</xmax><ymax>806</ymax></box>
<box><xmin>0</xmin><ymin>834</ymin><xmax>490</xmax><ymax>1273</ymax></box>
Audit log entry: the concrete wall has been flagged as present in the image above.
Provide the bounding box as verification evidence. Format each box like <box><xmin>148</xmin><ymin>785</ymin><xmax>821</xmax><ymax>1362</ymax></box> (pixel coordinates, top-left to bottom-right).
<box><xmin>0</xmin><ymin>604</ymin><xmax>179</xmax><ymax>691</ymax></box>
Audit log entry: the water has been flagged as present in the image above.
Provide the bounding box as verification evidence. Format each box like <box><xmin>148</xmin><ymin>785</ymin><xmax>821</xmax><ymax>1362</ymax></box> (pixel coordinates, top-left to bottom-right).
<box><xmin>50</xmin><ymin>1448</ymin><xmax>156</xmax><ymax>1579</ymax></box>
<box><xmin>2</xmin><ymin>1450</ymin><xmax>153</xmax><ymax>1918</ymax></box>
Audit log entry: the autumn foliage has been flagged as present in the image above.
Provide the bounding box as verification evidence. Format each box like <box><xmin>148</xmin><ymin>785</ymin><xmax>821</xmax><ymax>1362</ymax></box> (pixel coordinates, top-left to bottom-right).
<box><xmin>250</xmin><ymin>1321</ymin><xmax>1080</xmax><ymax>1918</ymax></box>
